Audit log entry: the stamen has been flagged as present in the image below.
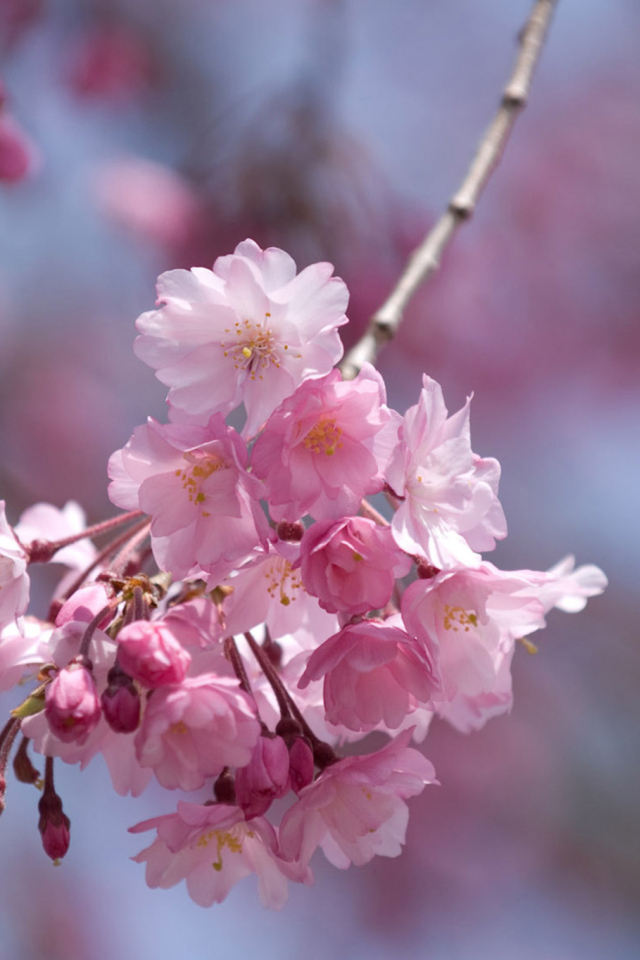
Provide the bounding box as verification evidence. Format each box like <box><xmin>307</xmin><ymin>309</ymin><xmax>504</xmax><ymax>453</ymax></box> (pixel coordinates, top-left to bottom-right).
<box><xmin>443</xmin><ymin>604</ymin><xmax>479</xmax><ymax>632</ymax></box>
<box><xmin>175</xmin><ymin>450</ymin><xmax>225</xmax><ymax>515</ymax></box>
<box><xmin>303</xmin><ymin>418</ymin><xmax>343</xmax><ymax>456</ymax></box>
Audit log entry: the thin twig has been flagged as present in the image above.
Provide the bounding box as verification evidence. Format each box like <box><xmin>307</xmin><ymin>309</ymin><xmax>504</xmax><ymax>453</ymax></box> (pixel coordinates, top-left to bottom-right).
<box><xmin>339</xmin><ymin>0</ymin><xmax>558</xmax><ymax>379</ymax></box>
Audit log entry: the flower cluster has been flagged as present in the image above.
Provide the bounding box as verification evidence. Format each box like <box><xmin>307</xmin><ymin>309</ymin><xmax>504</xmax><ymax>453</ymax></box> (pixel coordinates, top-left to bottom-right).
<box><xmin>0</xmin><ymin>240</ymin><xmax>606</xmax><ymax>906</ymax></box>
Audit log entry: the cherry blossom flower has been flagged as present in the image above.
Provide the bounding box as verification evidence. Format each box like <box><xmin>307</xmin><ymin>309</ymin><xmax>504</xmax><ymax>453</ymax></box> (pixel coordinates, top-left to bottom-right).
<box><xmin>299</xmin><ymin>620</ymin><xmax>440</xmax><ymax>732</ymax></box>
<box><xmin>251</xmin><ymin>365</ymin><xmax>399</xmax><ymax>521</ymax></box>
<box><xmin>219</xmin><ymin>540</ymin><xmax>339</xmax><ymax>643</ymax></box>
<box><xmin>130</xmin><ymin>801</ymin><xmax>300</xmax><ymax>909</ymax></box>
<box><xmin>400</xmin><ymin>561</ymin><xmax>585</xmax><ymax>732</ymax></box>
<box><xmin>0</xmin><ymin>501</ymin><xmax>30</xmax><ymax>633</ymax></box>
<box><xmin>279</xmin><ymin>730</ymin><xmax>436</xmax><ymax>870</ymax></box>
<box><xmin>386</xmin><ymin>376</ymin><xmax>507</xmax><ymax>568</ymax></box>
<box><xmin>298</xmin><ymin>516</ymin><xmax>412</xmax><ymax>615</ymax></box>
<box><xmin>134</xmin><ymin>239</ymin><xmax>348</xmax><ymax>437</ymax></box>
<box><xmin>536</xmin><ymin>555</ymin><xmax>608</xmax><ymax>614</ymax></box>
<box><xmin>108</xmin><ymin>414</ymin><xmax>270</xmax><ymax>581</ymax></box>
<box><xmin>116</xmin><ymin>620</ymin><xmax>191</xmax><ymax>689</ymax></box>
<box><xmin>134</xmin><ymin>675</ymin><xmax>260</xmax><ymax>791</ymax></box>
<box><xmin>0</xmin><ymin>617</ymin><xmax>49</xmax><ymax>692</ymax></box>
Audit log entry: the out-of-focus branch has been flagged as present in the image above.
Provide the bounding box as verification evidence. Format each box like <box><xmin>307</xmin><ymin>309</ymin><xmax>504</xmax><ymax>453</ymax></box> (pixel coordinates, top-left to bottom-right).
<box><xmin>339</xmin><ymin>0</ymin><xmax>559</xmax><ymax>379</ymax></box>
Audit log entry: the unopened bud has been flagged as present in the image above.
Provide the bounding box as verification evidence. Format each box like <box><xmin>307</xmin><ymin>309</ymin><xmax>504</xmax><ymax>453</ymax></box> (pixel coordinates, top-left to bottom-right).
<box><xmin>236</xmin><ymin>735</ymin><xmax>290</xmax><ymax>818</ymax></box>
<box><xmin>116</xmin><ymin>620</ymin><xmax>190</xmax><ymax>688</ymax></box>
<box><xmin>289</xmin><ymin>737</ymin><xmax>315</xmax><ymax>792</ymax></box>
<box><xmin>416</xmin><ymin>560</ymin><xmax>441</xmax><ymax>579</ymax></box>
<box><xmin>276</xmin><ymin>521</ymin><xmax>304</xmax><ymax>542</ymax></box>
<box><xmin>38</xmin><ymin>788</ymin><xmax>70</xmax><ymax>862</ymax></box>
<box><xmin>101</xmin><ymin>670</ymin><xmax>141</xmax><ymax>734</ymax></box>
<box><xmin>275</xmin><ymin>716</ymin><xmax>303</xmax><ymax>743</ymax></box>
<box><xmin>44</xmin><ymin>660</ymin><xmax>101</xmax><ymax>745</ymax></box>
<box><xmin>213</xmin><ymin>769</ymin><xmax>236</xmax><ymax>805</ymax></box>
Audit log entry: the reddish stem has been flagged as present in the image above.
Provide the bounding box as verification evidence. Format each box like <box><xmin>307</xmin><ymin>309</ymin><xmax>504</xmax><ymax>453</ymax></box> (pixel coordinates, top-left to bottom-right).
<box><xmin>26</xmin><ymin>510</ymin><xmax>144</xmax><ymax>563</ymax></box>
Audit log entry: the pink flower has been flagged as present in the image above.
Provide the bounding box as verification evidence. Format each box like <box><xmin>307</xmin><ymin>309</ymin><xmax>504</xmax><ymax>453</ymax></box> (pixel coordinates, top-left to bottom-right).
<box><xmin>108</xmin><ymin>414</ymin><xmax>270</xmax><ymax>581</ymax></box>
<box><xmin>279</xmin><ymin>730</ymin><xmax>436</xmax><ymax>870</ymax></box>
<box><xmin>0</xmin><ymin>500</ymin><xmax>30</xmax><ymax>632</ymax></box>
<box><xmin>299</xmin><ymin>620</ymin><xmax>440</xmax><ymax>732</ymax></box>
<box><xmin>134</xmin><ymin>239</ymin><xmax>348</xmax><ymax>437</ymax></box>
<box><xmin>0</xmin><ymin>617</ymin><xmax>49</xmax><ymax>692</ymax></box>
<box><xmin>116</xmin><ymin>620</ymin><xmax>191</xmax><ymax>688</ymax></box>
<box><xmin>386</xmin><ymin>376</ymin><xmax>507</xmax><ymax>568</ymax></box>
<box><xmin>161</xmin><ymin>597</ymin><xmax>224</xmax><ymax>650</ymax></box>
<box><xmin>401</xmin><ymin>563</ymin><xmax>551</xmax><ymax>732</ymax></box>
<box><xmin>235</xmin><ymin>735</ymin><xmax>290</xmax><ymax>818</ymax></box>
<box><xmin>251</xmin><ymin>365</ymin><xmax>399</xmax><ymax>522</ymax></box>
<box><xmin>130</xmin><ymin>801</ymin><xmax>299</xmax><ymax>909</ymax></box>
<box><xmin>219</xmin><ymin>540</ymin><xmax>338</xmax><ymax>643</ymax></box>
<box><xmin>537</xmin><ymin>555</ymin><xmax>607</xmax><ymax>614</ymax></box>
<box><xmin>44</xmin><ymin>660</ymin><xmax>102</xmax><ymax>745</ymax></box>
<box><xmin>55</xmin><ymin>583</ymin><xmax>112</xmax><ymax>628</ymax></box>
<box><xmin>135</xmin><ymin>675</ymin><xmax>260</xmax><ymax>791</ymax></box>
<box><xmin>299</xmin><ymin>516</ymin><xmax>411</xmax><ymax>615</ymax></box>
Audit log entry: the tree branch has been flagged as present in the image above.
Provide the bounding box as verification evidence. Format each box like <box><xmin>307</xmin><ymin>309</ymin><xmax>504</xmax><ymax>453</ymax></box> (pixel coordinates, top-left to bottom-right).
<box><xmin>339</xmin><ymin>0</ymin><xmax>559</xmax><ymax>379</ymax></box>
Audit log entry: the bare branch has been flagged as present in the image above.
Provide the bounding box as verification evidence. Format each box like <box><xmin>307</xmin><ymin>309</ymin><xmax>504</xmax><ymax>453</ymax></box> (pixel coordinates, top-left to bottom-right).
<box><xmin>340</xmin><ymin>0</ymin><xmax>559</xmax><ymax>379</ymax></box>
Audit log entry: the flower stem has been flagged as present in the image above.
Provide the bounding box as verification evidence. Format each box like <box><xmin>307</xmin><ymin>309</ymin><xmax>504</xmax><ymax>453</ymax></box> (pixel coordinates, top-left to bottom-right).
<box><xmin>339</xmin><ymin>0</ymin><xmax>559</xmax><ymax>378</ymax></box>
<box><xmin>27</xmin><ymin>510</ymin><xmax>144</xmax><ymax>563</ymax></box>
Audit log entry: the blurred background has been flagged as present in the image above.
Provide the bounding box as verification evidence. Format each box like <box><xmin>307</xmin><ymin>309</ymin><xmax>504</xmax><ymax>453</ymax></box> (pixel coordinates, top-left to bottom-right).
<box><xmin>1</xmin><ymin>0</ymin><xmax>639</xmax><ymax>957</ymax></box>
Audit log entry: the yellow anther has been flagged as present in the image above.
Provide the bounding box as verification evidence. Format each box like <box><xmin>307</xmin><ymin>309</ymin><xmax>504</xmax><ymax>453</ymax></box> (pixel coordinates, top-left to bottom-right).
<box><xmin>443</xmin><ymin>604</ymin><xmax>479</xmax><ymax>632</ymax></box>
<box><xmin>303</xmin><ymin>417</ymin><xmax>343</xmax><ymax>456</ymax></box>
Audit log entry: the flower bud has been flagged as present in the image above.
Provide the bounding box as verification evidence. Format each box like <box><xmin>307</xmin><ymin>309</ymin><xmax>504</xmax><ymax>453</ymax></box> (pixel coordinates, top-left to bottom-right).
<box><xmin>289</xmin><ymin>737</ymin><xmax>315</xmax><ymax>793</ymax></box>
<box><xmin>38</xmin><ymin>789</ymin><xmax>70</xmax><ymax>862</ymax></box>
<box><xmin>44</xmin><ymin>660</ymin><xmax>101</xmax><ymax>745</ymax></box>
<box><xmin>116</xmin><ymin>620</ymin><xmax>191</xmax><ymax>688</ymax></box>
<box><xmin>101</xmin><ymin>666</ymin><xmax>141</xmax><ymax>734</ymax></box>
<box><xmin>235</xmin><ymin>735</ymin><xmax>290</xmax><ymax>818</ymax></box>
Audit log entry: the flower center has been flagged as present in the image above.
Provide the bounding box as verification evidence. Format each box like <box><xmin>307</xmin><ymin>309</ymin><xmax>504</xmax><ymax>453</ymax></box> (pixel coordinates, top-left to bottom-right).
<box><xmin>303</xmin><ymin>417</ymin><xmax>343</xmax><ymax>456</ymax></box>
<box><xmin>169</xmin><ymin>721</ymin><xmax>189</xmax><ymax>735</ymax></box>
<box><xmin>443</xmin><ymin>604</ymin><xmax>478</xmax><ymax>632</ymax></box>
<box><xmin>175</xmin><ymin>450</ymin><xmax>225</xmax><ymax>517</ymax></box>
<box><xmin>195</xmin><ymin>827</ymin><xmax>252</xmax><ymax>872</ymax></box>
<box><xmin>265</xmin><ymin>558</ymin><xmax>304</xmax><ymax>606</ymax></box>
<box><xmin>221</xmin><ymin>314</ymin><xmax>292</xmax><ymax>380</ymax></box>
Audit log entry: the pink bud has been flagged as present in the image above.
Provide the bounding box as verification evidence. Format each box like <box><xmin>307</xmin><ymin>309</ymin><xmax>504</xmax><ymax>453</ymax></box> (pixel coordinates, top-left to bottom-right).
<box><xmin>45</xmin><ymin>661</ymin><xmax>101</xmax><ymax>744</ymax></box>
<box><xmin>38</xmin><ymin>791</ymin><xmax>70</xmax><ymax>862</ymax></box>
<box><xmin>235</xmin><ymin>735</ymin><xmax>290</xmax><ymax>818</ymax></box>
<box><xmin>116</xmin><ymin>620</ymin><xmax>191</xmax><ymax>688</ymax></box>
<box><xmin>288</xmin><ymin>737</ymin><xmax>314</xmax><ymax>793</ymax></box>
<box><xmin>101</xmin><ymin>671</ymin><xmax>141</xmax><ymax>734</ymax></box>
